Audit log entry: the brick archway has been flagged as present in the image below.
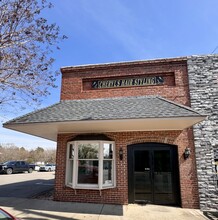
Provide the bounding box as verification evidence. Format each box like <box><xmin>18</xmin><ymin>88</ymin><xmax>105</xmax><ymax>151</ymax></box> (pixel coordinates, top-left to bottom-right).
<box><xmin>126</xmin><ymin>135</ymin><xmax>176</xmax><ymax>146</ymax></box>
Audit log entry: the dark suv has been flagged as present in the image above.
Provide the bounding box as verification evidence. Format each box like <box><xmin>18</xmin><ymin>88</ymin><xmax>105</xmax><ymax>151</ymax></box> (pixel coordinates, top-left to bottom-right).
<box><xmin>0</xmin><ymin>161</ymin><xmax>35</xmax><ymax>174</ymax></box>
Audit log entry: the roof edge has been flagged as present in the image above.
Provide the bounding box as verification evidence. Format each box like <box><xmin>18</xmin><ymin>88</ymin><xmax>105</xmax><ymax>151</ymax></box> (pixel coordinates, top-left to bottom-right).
<box><xmin>157</xmin><ymin>96</ymin><xmax>207</xmax><ymax>117</ymax></box>
<box><xmin>3</xmin><ymin>102</ymin><xmax>61</xmax><ymax>126</ymax></box>
<box><xmin>61</xmin><ymin>56</ymin><xmax>188</xmax><ymax>73</ymax></box>
<box><xmin>3</xmin><ymin>116</ymin><xmax>206</xmax><ymax>127</ymax></box>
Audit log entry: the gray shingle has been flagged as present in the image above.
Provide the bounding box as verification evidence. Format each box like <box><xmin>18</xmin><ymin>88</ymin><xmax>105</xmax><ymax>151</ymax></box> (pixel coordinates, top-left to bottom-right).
<box><xmin>4</xmin><ymin>96</ymin><xmax>205</xmax><ymax>125</ymax></box>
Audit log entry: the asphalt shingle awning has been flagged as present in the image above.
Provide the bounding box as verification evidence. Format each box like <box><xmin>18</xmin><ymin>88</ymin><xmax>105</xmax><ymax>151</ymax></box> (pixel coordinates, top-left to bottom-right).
<box><xmin>3</xmin><ymin>96</ymin><xmax>206</xmax><ymax>141</ymax></box>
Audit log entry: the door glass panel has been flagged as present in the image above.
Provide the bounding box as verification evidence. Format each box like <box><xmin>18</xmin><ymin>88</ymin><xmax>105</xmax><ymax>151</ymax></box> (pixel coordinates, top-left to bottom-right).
<box><xmin>153</xmin><ymin>150</ymin><xmax>173</xmax><ymax>204</ymax></box>
<box><xmin>134</xmin><ymin>150</ymin><xmax>152</xmax><ymax>202</ymax></box>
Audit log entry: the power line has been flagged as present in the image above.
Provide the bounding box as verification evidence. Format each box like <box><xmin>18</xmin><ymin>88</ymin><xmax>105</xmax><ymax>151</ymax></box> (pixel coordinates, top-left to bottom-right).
<box><xmin>211</xmin><ymin>45</ymin><xmax>218</xmax><ymax>54</ymax></box>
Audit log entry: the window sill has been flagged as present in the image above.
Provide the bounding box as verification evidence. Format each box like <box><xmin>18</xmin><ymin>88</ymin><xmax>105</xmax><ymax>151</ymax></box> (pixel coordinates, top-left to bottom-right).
<box><xmin>66</xmin><ymin>184</ymin><xmax>116</xmax><ymax>190</ymax></box>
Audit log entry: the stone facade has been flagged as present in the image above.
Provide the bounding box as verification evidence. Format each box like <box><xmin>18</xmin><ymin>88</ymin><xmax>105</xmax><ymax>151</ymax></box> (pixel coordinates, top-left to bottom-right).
<box><xmin>187</xmin><ymin>55</ymin><xmax>218</xmax><ymax>210</ymax></box>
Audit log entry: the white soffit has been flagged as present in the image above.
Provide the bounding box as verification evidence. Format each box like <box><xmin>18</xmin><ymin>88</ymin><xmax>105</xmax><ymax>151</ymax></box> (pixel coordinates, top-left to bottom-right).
<box><xmin>4</xmin><ymin>116</ymin><xmax>205</xmax><ymax>142</ymax></box>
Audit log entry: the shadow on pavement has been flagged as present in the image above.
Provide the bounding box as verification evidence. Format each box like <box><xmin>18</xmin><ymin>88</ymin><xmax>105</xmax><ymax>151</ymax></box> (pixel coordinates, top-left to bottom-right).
<box><xmin>0</xmin><ymin>197</ymin><xmax>123</xmax><ymax>217</ymax></box>
<box><xmin>15</xmin><ymin>209</ymin><xmax>78</xmax><ymax>220</ymax></box>
<box><xmin>0</xmin><ymin>175</ymin><xmax>54</xmax><ymax>198</ymax></box>
<box><xmin>203</xmin><ymin>211</ymin><xmax>218</xmax><ymax>220</ymax></box>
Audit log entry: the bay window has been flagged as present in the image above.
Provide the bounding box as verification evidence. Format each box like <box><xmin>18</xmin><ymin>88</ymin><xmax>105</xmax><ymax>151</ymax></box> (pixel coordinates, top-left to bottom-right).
<box><xmin>66</xmin><ymin>140</ymin><xmax>116</xmax><ymax>189</ymax></box>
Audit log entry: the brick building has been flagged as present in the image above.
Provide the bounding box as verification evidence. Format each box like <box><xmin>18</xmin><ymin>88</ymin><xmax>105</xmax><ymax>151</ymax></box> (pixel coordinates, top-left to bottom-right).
<box><xmin>4</xmin><ymin>55</ymin><xmax>217</xmax><ymax>210</ymax></box>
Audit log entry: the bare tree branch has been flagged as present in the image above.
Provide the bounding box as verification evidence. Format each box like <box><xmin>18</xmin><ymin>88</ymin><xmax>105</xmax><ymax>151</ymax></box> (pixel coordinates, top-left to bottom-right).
<box><xmin>0</xmin><ymin>0</ymin><xmax>67</xmax><ymax>112</ymax></box>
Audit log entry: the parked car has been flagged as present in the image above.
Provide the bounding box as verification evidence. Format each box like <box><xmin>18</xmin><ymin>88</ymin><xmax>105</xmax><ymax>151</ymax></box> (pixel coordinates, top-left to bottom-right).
<box><xmin>0</xmin><ymin>161</ymin><xmax>35</xmax><ymax>174</ymax></box>
<box><xmin>0</xmin><ymin>207</ymin><xmax>21</xmax><ymax>220</ymax></box>
<box><xmin>34</xmin><ymin>165</ymin><xmax>40</xmax><ymax>171</ymax></box>
<box><xmin>39</xmin><ymin>164</ymin><xmax>55</xmax><ymax>172</ymax></box>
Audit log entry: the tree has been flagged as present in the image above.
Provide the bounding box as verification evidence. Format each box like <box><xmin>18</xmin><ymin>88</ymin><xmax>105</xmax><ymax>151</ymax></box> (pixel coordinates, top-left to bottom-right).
<box><xmin>44</xmin><ymin>148</ymin><xmax>56</xmax><ymax>163</ymax></box>
<box><xmin>0</xmin><ymin>143</ymin><xmax>20</xmax><ymax>161</ymax></box>
<box><xmin>33</xmin><ymin>146</ymin><xmax>45</xmax><ymax>162</ymax></box>
<box><xmin>0</xmin><ymin>143</ymin><xmax>56</xmax><ymax>163</ymax></box>
<box><xmin>0</xmin><ymin>0</ymin><xmax>67</xmax><ymax>112</ymax></box>
<box><xmin>18</xmin><ymin>146</ymin><xmax>29</xmax><ymax>160</ymax></box>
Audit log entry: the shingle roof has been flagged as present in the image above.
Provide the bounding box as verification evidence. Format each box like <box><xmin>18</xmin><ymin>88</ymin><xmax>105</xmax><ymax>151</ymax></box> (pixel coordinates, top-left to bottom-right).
<box><xmin>4</xmin><ymin>96</ymin><xmax>205</xmax><ymax>125</ymax></box>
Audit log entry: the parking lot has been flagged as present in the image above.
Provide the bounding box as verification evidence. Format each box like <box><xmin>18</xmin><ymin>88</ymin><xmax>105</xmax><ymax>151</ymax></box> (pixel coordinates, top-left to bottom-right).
<box><xmin>0</xmin><ymin>171</ymin><xmax>55</xmax><ymax>198</ymax></box>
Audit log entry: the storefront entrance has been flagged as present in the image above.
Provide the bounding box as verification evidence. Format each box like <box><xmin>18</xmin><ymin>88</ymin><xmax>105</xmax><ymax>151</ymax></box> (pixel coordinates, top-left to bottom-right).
<box><xmin>128</xmin><ymin>143</ymin><xmax>180</xmax><ymax>206</ymax></box>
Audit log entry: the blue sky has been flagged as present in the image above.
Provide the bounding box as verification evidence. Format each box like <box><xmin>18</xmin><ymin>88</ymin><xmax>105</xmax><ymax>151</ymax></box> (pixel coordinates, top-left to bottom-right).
<box><xmin>1</xmin><ymin>0</ymin><xmax>218</xmax><ymax>149</ymax></box>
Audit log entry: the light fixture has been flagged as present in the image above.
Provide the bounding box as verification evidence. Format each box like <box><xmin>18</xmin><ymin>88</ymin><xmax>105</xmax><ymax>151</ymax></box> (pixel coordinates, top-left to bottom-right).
<box><xmin>119</xmin><ymin>148</ymin><xmax>123</xmax><ymax>160</ymax></box>
<box><xmin>184</xmin><ymin>147</ymin><xmax>191</xmax><ymax>159</ymax></box>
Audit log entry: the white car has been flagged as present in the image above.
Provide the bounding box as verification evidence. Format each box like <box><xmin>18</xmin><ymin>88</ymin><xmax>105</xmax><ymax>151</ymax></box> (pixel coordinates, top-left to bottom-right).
<box><xmin>39</xmin><ymin>164</ymin><xmax>56</xmax><ymax>172</ymax></box>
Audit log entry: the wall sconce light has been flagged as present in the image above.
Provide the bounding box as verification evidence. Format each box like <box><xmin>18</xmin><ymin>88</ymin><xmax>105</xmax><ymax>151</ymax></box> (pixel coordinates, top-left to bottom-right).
<box><xmin>184</xmin><ymin>147</ymin><xmax>191</xmax><ymax>159</ymax></box>
<box><xmin>119</xmin><ymin>148</ymin><xmax>123</xmax><ymax>160</ymax></box>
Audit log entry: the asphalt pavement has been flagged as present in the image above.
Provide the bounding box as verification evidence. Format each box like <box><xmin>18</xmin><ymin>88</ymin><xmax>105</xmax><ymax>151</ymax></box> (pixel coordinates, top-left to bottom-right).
<box><xmin>0</xmin><ymin>171</ymin><xmax>55</xmax><ymax>198</ymax></box>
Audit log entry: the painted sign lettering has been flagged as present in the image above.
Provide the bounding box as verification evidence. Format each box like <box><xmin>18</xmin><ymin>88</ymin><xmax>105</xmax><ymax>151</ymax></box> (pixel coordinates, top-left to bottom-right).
<box><xmin>92</xmin><ymin>76</ymin><xmax>164</xmax><ymax>89</ymax></box>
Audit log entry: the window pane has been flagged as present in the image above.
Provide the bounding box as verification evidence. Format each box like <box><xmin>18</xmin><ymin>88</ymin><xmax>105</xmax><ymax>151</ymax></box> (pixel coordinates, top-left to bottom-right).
<box><xmin>15</xmin><ymin>161</ymin><xmax>20</xmax><ymax>166</ymax></box>
<box><xmin>78</xmin><ymin>160</ymin><xmax>98</xmax><ymax>184</ymax></box>
<box><xmin>66</xmin><ymin>160</ymin><xmax>73</xmax><ymax>185</ymax></box>
<box><xmin>103</xmin><ymin>143</ymin><xmax>113</xmax><ymax>159</ymax></box>
<box><xmin>78</xmin><ymin>143</ymin><xmax>99</xmax><ymax>159</ymax></box>
<box><xmin>103</xmin><ymin>160</ymin><xmax>112</xmax><ymax>185</ymax></box>
<box><xmin>69</xmin><ymin>144</ymin><xmax>74</xmax><ymax>159</ymax></box>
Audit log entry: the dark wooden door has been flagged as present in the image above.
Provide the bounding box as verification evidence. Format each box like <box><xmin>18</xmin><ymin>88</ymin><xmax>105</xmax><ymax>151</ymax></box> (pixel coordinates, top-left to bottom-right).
<box><xmin>128</xmin><ymin>143</ymin><xmax>180</xmax><ymax>206</ymax></box>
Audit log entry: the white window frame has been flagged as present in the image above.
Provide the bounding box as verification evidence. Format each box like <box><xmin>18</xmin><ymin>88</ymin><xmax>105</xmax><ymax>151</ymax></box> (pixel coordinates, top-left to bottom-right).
<box><xmin>66</xmin><ymin>140</ymin><xmax>116</xmax><ymax>190</ymax></box>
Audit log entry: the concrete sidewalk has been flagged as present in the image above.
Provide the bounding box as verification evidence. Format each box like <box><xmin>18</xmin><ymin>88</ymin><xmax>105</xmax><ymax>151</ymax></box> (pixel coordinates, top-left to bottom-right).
<box><xmin>0</xmin><ymin>197</ymin><xmax>209</xmax><ymax>220</ymax></box>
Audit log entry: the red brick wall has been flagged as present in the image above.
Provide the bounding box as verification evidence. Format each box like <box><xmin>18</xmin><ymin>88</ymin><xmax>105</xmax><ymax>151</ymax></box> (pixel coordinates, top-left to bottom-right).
<box><xmin>55</xmin><ymin>58</ymin><xmax>200</xmax><ymax>208</ymax></box>
<box><xmin>60</xmin><ymin>59</ymin><xmax>190</xmax><ymax>106</ymax></box>
<box><xmin>55</xmin><ymin>130</ymin><xmax>199</xmax><ymax>208</ymax></box>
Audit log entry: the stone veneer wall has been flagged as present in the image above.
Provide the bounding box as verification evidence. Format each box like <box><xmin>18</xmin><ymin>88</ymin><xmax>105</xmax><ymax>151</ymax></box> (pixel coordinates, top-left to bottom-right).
<box><xmin>187</xmin><ymin>55</ymin><xmax>218</xmax><ymax>210</ymax></box>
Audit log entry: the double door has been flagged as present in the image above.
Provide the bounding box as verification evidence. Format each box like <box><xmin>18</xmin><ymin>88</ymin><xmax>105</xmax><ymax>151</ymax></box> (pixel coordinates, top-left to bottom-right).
<box><xmin>128</xmin><ymin>143</ymin><xmax>180</xmax><ymax>205</ymax></box>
